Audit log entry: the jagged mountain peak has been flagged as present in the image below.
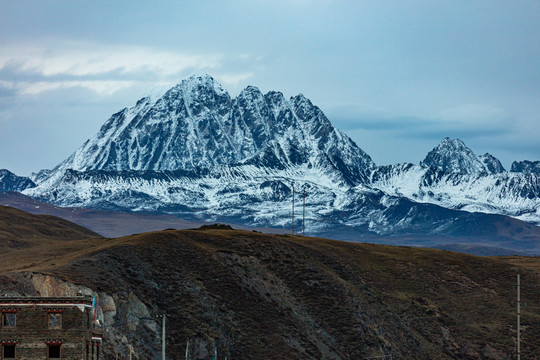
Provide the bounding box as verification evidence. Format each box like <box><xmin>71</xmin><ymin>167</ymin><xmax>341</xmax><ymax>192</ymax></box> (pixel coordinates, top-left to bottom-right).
<box><xmin>421</xmin><ymin>137</ymin><xmax>486</xmax><ymax>175</ymax></box>
<box><xmin>177</xmin><ymin>73</ymin><xmax>225</xmax><ymax>91</ymax></box>
<box><xmin>435</xmin><ymin>137</ymin><xmax>469</xmax><ymax>152</ymax></box>
<box><xmin>164</xmin><ymin>74</ymin><xmax>231</xmax><ymax>112</ymax></box>
<box><xmin>240</xmin><ymin>85</ymin><xmax>263</xmax><ymax>95</ymax></box>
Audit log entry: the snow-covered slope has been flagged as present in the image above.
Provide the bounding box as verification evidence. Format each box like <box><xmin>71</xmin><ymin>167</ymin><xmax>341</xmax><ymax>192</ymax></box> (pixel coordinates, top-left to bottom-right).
<box><xmin>26</xmin><ymin>165</ymin><xmax>538</xmax><ymax>244</ymax></box>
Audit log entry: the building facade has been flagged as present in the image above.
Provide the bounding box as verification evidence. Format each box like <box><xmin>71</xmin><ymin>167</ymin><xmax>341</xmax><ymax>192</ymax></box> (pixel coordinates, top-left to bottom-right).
<box><xmin>0</xmin><ymin>296</ymin><xmax>102</xmax><ymax>360</ymax></box>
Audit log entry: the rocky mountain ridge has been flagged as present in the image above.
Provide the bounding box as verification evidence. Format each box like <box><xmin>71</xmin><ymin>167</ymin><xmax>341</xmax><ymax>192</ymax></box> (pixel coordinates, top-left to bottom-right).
<box><xmin>511</xmin><ymin>160</ymin><xmax>540</xmax><ymax>173</ymax></box>
<box><xmin>370</xmin><ymin>138</ymin><xmax>540</xmax><ymax>225</ymax></box>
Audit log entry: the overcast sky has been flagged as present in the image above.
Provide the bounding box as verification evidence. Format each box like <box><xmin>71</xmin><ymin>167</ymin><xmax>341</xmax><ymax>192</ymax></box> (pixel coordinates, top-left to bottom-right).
<box><xmin>1</xmin><ymin>1</ymin><xmax>539</xmax><ymax>175</ymax></box>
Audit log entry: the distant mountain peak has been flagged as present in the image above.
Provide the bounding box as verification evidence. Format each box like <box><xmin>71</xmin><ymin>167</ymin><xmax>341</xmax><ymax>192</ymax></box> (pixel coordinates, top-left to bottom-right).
<box><xmin>421</xmin><ymin>137</ymin><xmax>487</xmax><ymax>175</ymax></box>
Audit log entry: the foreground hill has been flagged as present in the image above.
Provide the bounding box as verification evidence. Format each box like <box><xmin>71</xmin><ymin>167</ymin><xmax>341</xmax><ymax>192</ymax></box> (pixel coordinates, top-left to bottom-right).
<box><xmin>1</xmin><ymin>225</ymin><xmax>538</xmax><ymax>359</ymax></box>
<box><xmin>0</xmin><ymin>191</ymin><xmax>288</xmax><ymax>238</ymax></box>
<box><xmin>0</xmin><ymin>205</ymin><xmax>100</xmax><ymax>252</ymax></box>
<box><xmin>0</xmin><ymin>191</ymin><xmax>209</xmax><ymax>237</ymax></box>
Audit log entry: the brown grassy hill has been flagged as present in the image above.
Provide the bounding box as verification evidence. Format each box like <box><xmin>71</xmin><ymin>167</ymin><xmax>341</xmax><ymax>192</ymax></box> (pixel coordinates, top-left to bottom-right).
<box><xmin>0</xmin><ymin>226</ymin><xmax>538</xmax><ymax>359</ymax></box>
<box><xmin>0</xmin><ymin>205</ymin><xmax>101</xmax><ymax>252</ymax></box>
<box><xmin>0</xmin><ymin>192</ymin><xmax>287</xmax><ymax>238</ymax></box>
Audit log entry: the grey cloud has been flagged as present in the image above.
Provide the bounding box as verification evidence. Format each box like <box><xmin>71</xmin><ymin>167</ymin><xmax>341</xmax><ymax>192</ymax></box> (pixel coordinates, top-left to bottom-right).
<box><xmin>0</xmin><ymin>1</ymin><xmax>539</xmax><ymax>174</ymax></box>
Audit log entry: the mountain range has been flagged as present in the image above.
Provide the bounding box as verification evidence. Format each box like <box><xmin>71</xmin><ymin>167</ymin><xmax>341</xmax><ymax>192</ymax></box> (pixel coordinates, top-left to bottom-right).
<box><xmin>2</xmin><ymin>74</ymin><xmax>539</xmax><ymax>253</ymax></box>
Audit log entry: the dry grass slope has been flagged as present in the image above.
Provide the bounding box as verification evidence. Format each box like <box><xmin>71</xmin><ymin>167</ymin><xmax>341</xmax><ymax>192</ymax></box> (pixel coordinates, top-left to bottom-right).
<box><xmin>0</xmin><ymin>205</ymin><xmax>101</xmax><ymax>253</ymax></box>
<box><xmin>0</xmin><ymin>223</ymin><xmax>538</xmax><ymax>359</ymax></box>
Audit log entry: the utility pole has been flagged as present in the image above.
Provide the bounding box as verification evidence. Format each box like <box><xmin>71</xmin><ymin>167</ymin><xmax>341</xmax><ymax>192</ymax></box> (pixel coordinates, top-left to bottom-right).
<box><xmin>517</xmin><ymin>274</ymin><xmax>520</xmax><ymax>360</ymax></box>
<box><xmin>302</xmin><ymin>186</ymin><xmax>305</xmax><ymax>236</ymax></box>
<box><xmin>292</xmin><ymin>183</ymin><xmax>295</xmax><ymax>235</ymax></box>
<box><xmin>162</xmin><ymin>314</ymin><xmax>166</xmax><ymax>360</ymax></box>
<box><xmin>156</xmin><ymin>314</ymin><xmax>166</xmax><ymax>360</ymax></box>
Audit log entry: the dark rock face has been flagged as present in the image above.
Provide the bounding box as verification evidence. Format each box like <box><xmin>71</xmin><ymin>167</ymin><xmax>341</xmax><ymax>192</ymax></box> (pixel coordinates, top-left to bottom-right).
<box><xmin>0</xmin><ymin>169</ymin><xmax>35</xmax><ymax>192</ymax></box>
<box><xmin>511</xmin><ymin>160</ymin><xmax>540</xmax><ymax>173</ymax></box>
<box><xmin>479</xmin><ymin>153</ymin><xmax>505</xmax><ymax>174</ymax></box>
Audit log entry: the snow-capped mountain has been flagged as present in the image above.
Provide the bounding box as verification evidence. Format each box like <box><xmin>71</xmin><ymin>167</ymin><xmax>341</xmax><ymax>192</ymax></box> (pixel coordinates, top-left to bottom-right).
<box><xmin>370</xmin><ymin>138</ymin><xmax>540</xmax><ymax>224</ymax></box>
<box><xmin>421</xmin><ymin>137</ymin><xmax>489</xmax><ymax>175</ymax></box>
<box><xmin>51</xmin><ymin>75</ymin><xmax>374</xmax><ymax>186</ymax></box>
<box><xmin>22</xmin><ymin>75</ymin><xmax>540</xmax><ymax>244</ymax></box>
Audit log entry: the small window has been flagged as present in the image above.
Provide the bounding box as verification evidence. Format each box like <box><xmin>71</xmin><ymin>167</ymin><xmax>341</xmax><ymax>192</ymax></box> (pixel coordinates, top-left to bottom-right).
<box><xmin>48</xmin><ymin>344</ymin><xmax>61</xmax><ymax>359</ymax></box>
<box><xmin>48</xmin><ymin>313</ymin><xmax>62</xmax><ymax>329</ymax></box>
<box><xmin>2</xmin><ymin>313</ymin><xmax>16</xmax><ymax>327</ymax></box>
<box><xmin>3</xmin><ymin>344</ymin><xmax>16</xmax><ymax>358</ymax></box>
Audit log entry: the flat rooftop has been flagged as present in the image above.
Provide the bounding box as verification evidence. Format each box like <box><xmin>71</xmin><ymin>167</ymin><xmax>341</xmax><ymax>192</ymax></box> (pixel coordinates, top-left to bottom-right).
<box><xmin>0</xmin><ymin>296</ymin><xmax>92</xmax><ymax>305</ymax></box>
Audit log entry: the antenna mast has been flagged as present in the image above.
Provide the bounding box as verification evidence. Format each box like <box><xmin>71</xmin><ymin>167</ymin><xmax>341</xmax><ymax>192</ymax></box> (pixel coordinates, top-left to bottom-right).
<box><xmin>303</xmin><ymin>186</ymin><xmax>305</xmax><ymax>236</ymax></box>
<box><xmin>291</xmin><ymin>183</ymin><xmax>295</xmax><ymax>235</ymax></box>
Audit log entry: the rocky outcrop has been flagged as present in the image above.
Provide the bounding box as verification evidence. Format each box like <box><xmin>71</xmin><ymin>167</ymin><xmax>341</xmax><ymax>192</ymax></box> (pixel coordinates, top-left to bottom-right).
<box><xmin>0</xmin><ymin>169</ymin><xmax>35</xmax><ymax>192</ymax></box>
<box><xmin>511</xmin><ymin>160</ymin><xmax>540</xmax><ymax>173</ymax></box>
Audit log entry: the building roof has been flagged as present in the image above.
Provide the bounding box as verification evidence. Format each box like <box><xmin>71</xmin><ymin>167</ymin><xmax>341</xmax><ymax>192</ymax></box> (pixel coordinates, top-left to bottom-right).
<box><xmin>0</xmin><ymin>296</ymin><xmax>93</xmax><ymax>306</ymax></box>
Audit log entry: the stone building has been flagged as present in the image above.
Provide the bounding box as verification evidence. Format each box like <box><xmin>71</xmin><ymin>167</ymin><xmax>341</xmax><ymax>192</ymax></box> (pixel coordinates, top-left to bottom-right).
<box><xmin>0</xmin><ymin>296</ymin><xmax>102</xmax><ymax>360</ymax></box>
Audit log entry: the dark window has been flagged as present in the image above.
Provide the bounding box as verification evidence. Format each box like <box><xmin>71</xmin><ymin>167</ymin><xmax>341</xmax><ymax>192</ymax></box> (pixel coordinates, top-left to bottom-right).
<box><xmin>48</xmin><ymin>313</ymin><xmax>62</xmax><ymax>329</ymax></box>
<box><xmin>2</xmin><ymin>313</ymin><xmax>15</xmax><ymax>327</ymax></box>
<box><xmin>48</xmin><ymin>344</ymin><xmax>61</xmax><ymax>359</ymax></box>
<box><xmin>3</xmin><ymin>344</ymin><xmax>16</xmax><ymax>358</ymax></box>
